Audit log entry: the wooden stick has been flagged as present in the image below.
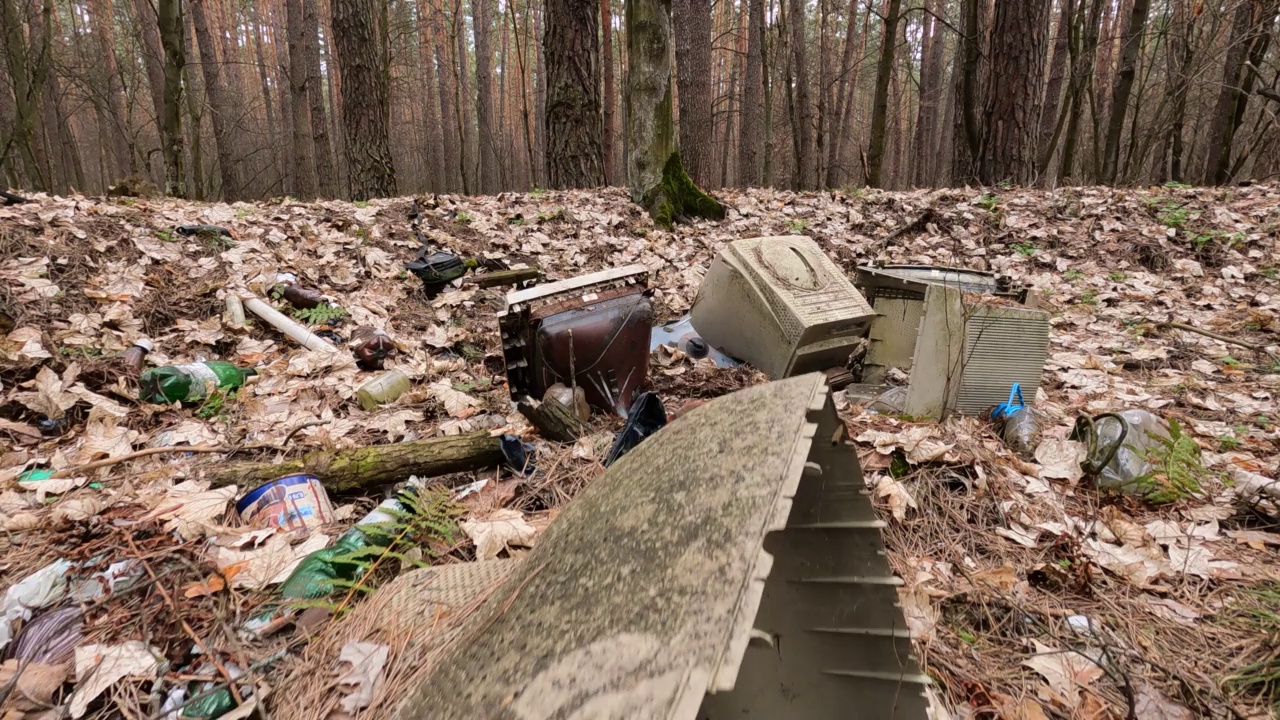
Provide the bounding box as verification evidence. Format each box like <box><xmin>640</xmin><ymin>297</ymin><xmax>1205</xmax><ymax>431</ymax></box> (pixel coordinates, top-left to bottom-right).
<box><xmin>126</xmin><ymin>536</ymin><xmax>244</xmax><ymax>704</ymax></box>
<box><xmin>1158</xmin><ymin>321</ymin><xmax>1278</xmax><ymax>361</ymax></box>
<box><xmin>51</xmin><ymin>446</ymin><xmax>228</xmax><ymax>478</ymax></box>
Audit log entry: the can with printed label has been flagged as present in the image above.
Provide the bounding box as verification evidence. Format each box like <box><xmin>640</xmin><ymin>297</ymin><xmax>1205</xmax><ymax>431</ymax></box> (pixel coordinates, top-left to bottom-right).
<box><xmin>236</xmin><ymin>474</ymin><xmax>334</xmax><ymax>531</ymax></box>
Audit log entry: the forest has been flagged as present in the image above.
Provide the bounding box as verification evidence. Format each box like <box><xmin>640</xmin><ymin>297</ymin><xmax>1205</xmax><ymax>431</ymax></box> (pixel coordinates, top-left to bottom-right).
<box><xmin>1</xmin><ymin>0</ymin><xmax>1279</xmax><ymax>203</ymax></box>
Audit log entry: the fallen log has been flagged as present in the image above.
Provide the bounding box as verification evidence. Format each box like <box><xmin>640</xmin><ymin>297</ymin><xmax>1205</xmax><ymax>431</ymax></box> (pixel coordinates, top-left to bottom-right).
<box><xmin>517</xmin><ymin>396</ymin><xmax>587</xmax><ymax>442</ymax></box>
<box><xmin>206</xmin><ymin>431</ymin><xmax>504</xmax><ymax>492</ymax></box>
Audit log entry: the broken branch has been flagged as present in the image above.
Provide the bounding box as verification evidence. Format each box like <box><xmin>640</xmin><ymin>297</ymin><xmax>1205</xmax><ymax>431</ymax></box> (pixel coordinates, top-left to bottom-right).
<box><xmin>205</xmin><ymin>431</ymin><xmax>505</xmax><ymax>491</ymax></box>
<box><xmin>1157</xmin><ymin>321</ymin><xmax>1277</xmax><ymax>360</ymax></box>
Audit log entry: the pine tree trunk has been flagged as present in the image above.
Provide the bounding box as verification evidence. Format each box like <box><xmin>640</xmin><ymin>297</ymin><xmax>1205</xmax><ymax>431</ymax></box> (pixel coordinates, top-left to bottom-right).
<box><xmin>131</xmin><ymin>0</ymin><xmax>168</xmax><ymax>184</ymax></box>
<box><xmin>824</xmin><ymin>0</ymin><xmax>858</xmax><ymax>188</ymax></box>
<box><xmin>191</xmin><ymin>0</ymin><xmax>243</xmax><ymax>200</ymax></box>
<box><xmin>533</xmin><ymin>0</ymin><xmax>547</xmax><ymax>186</ymax></box>
<box><xmin>544</xmin><ymin>0</ymin><xmax>604</xmax><ymax>188</ymax></box>
<box><xmin>1059</xmin><ymin>0</ymin><xmax>1103</xmax><ymax>183</ymax></box>
<box><xmin>672</xmin><ymin>0</ymin><xmax>715</xmax><ymax>187</ymax></box>
<box><xmin>180</xmin><ymin>20</ymin><xmax>205</xmax><ymax>200</ymax></box>
<box><xmin>601</xmin><ymin>0</ymin><xmax>616</xmax><ymax>185</ymax></box>
<box><xmin>430</xmin><ymin>0</ymin><xmax>461</xmax><ymax>190</ymax></box>
<box><xmin>787</xmin><ymin>0</ymin><xmax>814</xmax><ymax>189</ymax></box>
<box><xmin>978</xmin><ymin>0</ymin><xmax>1050</xmax><ymax>186</ymax></box>
<box><xmin>304</xmin><ymin>0</ymin><xmax>337</xmax><ymax>197</ymax></box>
<box><xmin>157</xmin><ymin>0</ymin><xmax>186</xmax><ymax>196</ymax></box>
<box><xmin>285</xmin><ymin>0</ymin><xmax>317</xmax><ymax>197</ymax></box>
<box><xmin>417</xmin><ymin>2</ymin><xmax>445</xmax><ymax>192</ymax></box>
<box><xmin>249</xmin><ymin>0</ymin><xmax>282</xmax><ymax>193</ymax></box>
<box><xmin>626</xmin><ymin>0</ymin><xmax>723</xmax><ymax>226</ymax></box>
<box><xmin>738</xmin><ymin>0</ymin><xmax>764</xmax><ymax>187</ymax></box>
<box><xmin>1037</xmin><ymin>0</ymin><xmax>1072</xmax><ymax>168</ymax></box>
<box><xmin>331</xmin><ymin>0</ymin><xmax>397</xmax><ymax>199</ymax></box>
<box><xmin>950</xmin><ymin>0</ymin><xmax>987</xmax><ymax>186</ymax></box>
<box><xmin>1099</xmin><ymin>0</ymin><xmax>1150</xmax><ymax>184</ymax></box>
<box><xmin>89</xmin><ymin>0</ymin><xmax>135</xmax><ymax>177</ymax></box>
<box><xmin>453</xmin><ymin>0</ymin><xmax>476</xmax><ymax>192</ymax></box>
<box><xmin>911</xmin><ymin>0</ymin><xmax>943</xmax><ymax>187</ymax></box>
<box><xmin>865</xmin><ymin>0</ymin><xmax>902</xmax><ymax>188</ymax></box>
<box><xmin>474</xmin><ymin>0</ymin><xmax>499</xmax><ymax>192</ymax></box>
<box><xmin>1163</xmin><ymin>2</ymin><xmax>1193</xmax><ymax>184</ymax></box>
<box><xmin>1204</xmin><ymin>0</ymin><xmax>1277</xmax><ymax>185</ymax></box>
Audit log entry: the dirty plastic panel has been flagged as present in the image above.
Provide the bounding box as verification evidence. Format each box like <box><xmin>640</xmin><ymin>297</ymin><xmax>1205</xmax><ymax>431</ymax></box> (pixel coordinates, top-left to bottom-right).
<box><xmin>391</xmin><ymin>374</ymin><xmax>929</xmax><ymax>720</ymax></box>
<box><xmin>691</xmin><ymin>236</ymin><xmax>874</xmax><ymax>378</ymax></box>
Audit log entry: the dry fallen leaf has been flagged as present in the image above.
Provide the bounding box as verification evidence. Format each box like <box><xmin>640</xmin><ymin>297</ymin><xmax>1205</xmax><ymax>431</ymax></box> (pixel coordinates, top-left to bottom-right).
<box><xmin>874</xmin><ymin>475</ymin><xmax>918</xmax><ymax>521</ymax></box>
<box><xmin>181</xmin><ymin>567</ymin><xmax>239</xmax><ymax>598</ymax></box>
<box><xmin>142</xmin><ymin>481</ymin><xmax>238</xmax><ymax>540</ymax></box>
<box><xmin>1133</xmin><ymin>681</ymin><xmax>1193</xmax><ymax>720</ymax></box>
<box><xmin>211</xmin><ymin>532</ymin><xmax>331</xmax><ymax>589</ymax></box>
<box><xmin>0</xmin><ymin>658</ymin><xmax>67</xmax><ymax>713</ymax></box>
<box><xmin>16</xmin><ymin>366</ymin><xmax>79</xmax><ymax>420</ymax></box>
<box><xmin>71</xmin><ymin>641</ymin><xmax>161</xmax><ymax>718</ymax></box>
<box><xmin>460</xmin><ymin>509</ymin><xmax>537</xmax><ymax>560</ymax></box>
<box><xmin>1034</xmin><ymin>438</ymin><xmax>1086</xmax><ymax>482</ymax></box>
<box><xmin>1021</xmin><ymin>640</ymin><xmax>1104</xmax><ymax>711</ymax></box>
<box><xmin>331</xmin><ymin>641</ymin><xmax>390</xmax><ymax>717</ymax></box>
<box><xmin>429</xmin><ymin>380</ymin><xmax>480</xmax><ymax>418</ymax></box>
<box><xmin>77</xmin><ymin>417</ymin><xmax>139</xmax><ymax>464</ymax></box>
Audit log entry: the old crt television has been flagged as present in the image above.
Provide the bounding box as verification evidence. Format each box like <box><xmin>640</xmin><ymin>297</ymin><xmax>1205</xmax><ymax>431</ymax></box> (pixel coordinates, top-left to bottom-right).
<box><xmin>498</xmin><ymin>265</ymin><xmax>652</xmax><ymax>416</ymax></box>
<box><xmin>691</xmin><ymin>236</ymin><xmax>875</xmax><ymax>378</ymax></box>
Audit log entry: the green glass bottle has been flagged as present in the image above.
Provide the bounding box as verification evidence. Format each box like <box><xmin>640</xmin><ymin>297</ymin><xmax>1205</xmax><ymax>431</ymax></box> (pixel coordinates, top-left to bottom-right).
<box><xmin>138</xmin><ymin>362</ymin><xmax>257</xmax><ymax>404</ymax></box>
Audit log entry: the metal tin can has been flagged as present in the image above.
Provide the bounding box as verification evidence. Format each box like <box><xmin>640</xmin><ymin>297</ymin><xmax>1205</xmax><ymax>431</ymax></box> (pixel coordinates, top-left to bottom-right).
<box><xmin>236</xmin><ymin>474</ymin><xmax>334</xmax><ymax>531</ymax></box>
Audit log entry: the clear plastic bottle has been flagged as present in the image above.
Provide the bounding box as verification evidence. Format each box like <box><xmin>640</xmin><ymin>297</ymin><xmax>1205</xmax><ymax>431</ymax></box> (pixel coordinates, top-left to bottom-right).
<box><xmin>356</xmin><ymin>369</ymin><xmax>410</xmax><ymax>411</ymax></box>
<box><xmin>1001</xmin><ymin>406</ymin><xmax>1045</xmax><ymax>460</ymax></box>
<box><xmin>1081</xmin><ymin>409</ymin><xmax>1170</xmax><ymax>494</ymax></box>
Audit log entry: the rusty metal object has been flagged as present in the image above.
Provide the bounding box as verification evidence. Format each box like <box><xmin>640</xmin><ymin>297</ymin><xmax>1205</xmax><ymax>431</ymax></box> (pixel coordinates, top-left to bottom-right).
<box><xmin>390</xmin><ymin>373</ymin><xmax>930</xmax><ymax>720</ymax></box>
<box><xmin>499</xmin><ymin>266</ymin><xmax>652</xmax><ymax>416</ymax></box>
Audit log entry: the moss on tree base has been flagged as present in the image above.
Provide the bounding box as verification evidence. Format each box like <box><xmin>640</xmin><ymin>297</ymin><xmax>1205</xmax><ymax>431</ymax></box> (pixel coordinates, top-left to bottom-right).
<box><xmin>642</xmin><ymin>151</ymin><xmax>726</xmax><ymax>228</ymax></box>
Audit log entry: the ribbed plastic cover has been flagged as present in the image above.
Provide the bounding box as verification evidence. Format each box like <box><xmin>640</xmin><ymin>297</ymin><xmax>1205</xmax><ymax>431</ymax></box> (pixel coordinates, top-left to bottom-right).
<box><xmin>392</xmin><ymin>374</ymin><xmax>928</xmax><ymax>720</ymax></box>
<box><xmin>954</xmin><ymin>309</ymin><xmax>1051</xmax><ymax>415</ymax></box>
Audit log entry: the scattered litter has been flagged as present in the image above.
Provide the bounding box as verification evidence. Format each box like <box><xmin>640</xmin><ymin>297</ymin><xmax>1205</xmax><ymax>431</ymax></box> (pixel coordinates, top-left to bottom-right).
<box><xmin>499</xmin><ymin>265</ymin><xmax>653</xmax><ymax>414</ymax></box>
<box><xmin>649</xmin><ymin>314</ymin><xmax>740</xmax><ymax>367</ymax></box>
<box><xmin>693</xmin><ymin>236</ymin><xmax>873</xmax><ymax>378</ymax></box>
<box><xmin>236</xmin><ymin>474</ymin><xmax>334</xmax><ymax>531</ymax></box>
<box><xmin>10</xmin><ymin>606</ymin><xmax>84</xmax><ymax>664</ymax></box>
<box><xmin>0</xmin><ymin>560</ymin><xmax>72</xmax><ymax>653</ymax></box>
<box><xmin>357</xmin><ymin>369</ymin><xmax>412</xmax><ymax>411</ymax></box>
<box><xmin>349</xmin><ymin>325</ymin><xmax>397</xmax><ymax>370</ymax></box>
<box><xmin>604</xmin><ymin>391</ymin><xmax>667</xmax><ymax>466</ymax></box>
<box><xmin>139</xmin><ymin>361</ymin><xmax>258</xmax><ymax>404</ymax></box>
<box><xmin>121</xmin><ymin>338</ymin><xmax>153</xmax><ymax>376</ymax></box>
<box><xmin>992</xmin><ymin>384</ymin><xmax>1043</xmax><ymax>460</ymax></box>
<box><xmin>499</xmin><ymin>434</ymin><xmax>537</xmax><ymax>476</ymax></box>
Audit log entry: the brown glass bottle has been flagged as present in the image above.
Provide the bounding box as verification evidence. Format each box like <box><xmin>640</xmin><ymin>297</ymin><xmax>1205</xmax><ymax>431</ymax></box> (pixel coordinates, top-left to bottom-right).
<box><xmin>122</xmin><ymin>339</ymin><xmax>153</xmax><ymax>376</ymax></box>
<box><xmin>350</xmin><ymin>326</ymin><xmax>396</xmax><ymax>370</ymax></box>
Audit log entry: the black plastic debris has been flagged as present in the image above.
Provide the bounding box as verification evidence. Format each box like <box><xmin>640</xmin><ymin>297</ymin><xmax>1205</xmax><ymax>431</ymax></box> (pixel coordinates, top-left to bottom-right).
<box><xmin>604</xmin><ymin>391</ymin><xmax>667</xmax><ymax>467</ymax></box>
<box><xmin>500</xmin><ymin>434</ymin><xmax>537</xmax><ymax>477</ymax></box>
<box><xmin>2</xmin><ymin>190</ymin><xmax>31</xmax><ymax>206</ymax></box>
<box><xmin>176</xmin><ymin>224</ymin><xmax>233</xmax><ymax>237</ymax></box>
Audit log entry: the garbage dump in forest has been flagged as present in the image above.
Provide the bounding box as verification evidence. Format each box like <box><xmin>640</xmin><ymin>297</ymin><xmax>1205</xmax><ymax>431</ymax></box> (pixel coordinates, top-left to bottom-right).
<box><xmin>1</xmin><ymin>185</ymin><xmax>1279</xmax><ymax>720</ymax></box>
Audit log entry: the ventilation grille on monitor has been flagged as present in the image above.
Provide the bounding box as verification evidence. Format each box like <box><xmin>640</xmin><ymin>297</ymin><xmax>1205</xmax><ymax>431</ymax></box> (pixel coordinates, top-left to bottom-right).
<box><xmin>954</xmin><ymin>311</ymin><xmax>1051</xmax><ymax>415</ymax></box>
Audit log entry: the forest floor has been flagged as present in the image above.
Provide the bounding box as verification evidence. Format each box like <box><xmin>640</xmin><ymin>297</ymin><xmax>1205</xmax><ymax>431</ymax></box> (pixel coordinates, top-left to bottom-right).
<box><xmin>1</xmin><ymin>183</ymin><xmax>1279</xmax><ymax>719</ymax></box>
